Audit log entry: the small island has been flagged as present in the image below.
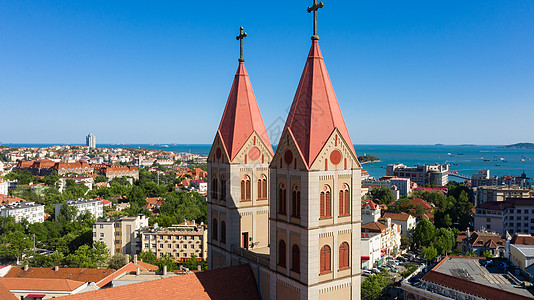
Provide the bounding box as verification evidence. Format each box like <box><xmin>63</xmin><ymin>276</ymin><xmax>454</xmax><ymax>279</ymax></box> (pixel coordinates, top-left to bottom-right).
<box><xmin>499</xmin><ymin>143</ymin><xmax>534</xmax><ymax>149</ymax></box>
<box><xmin>358</xmin><ymin>154</ymin><xmax>381</xmax><ymax>164</ymax></box>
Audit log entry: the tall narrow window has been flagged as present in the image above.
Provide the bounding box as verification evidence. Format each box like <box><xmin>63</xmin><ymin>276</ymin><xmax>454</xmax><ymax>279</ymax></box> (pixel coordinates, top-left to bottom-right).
<box><xmin>325</xmin><ymin>191</ymin><xmax>331</xmax><ymax>218</ymax></box>
<box><xmin>262</xmin><ymin>177</ymin><xmax>267</xmax><ymax>199</ymax></box>
<box><xmin>339</xmin><ymin>242</ymin><xmax>349</xmax><ymax>270</ymax></box>
<box><xmin>212</xmin><ymin>218</ymin><xmax>218</xmax><ymax>241</ymax></box>
<box><xmin>291</xmin><ymin>186</ymin><xmax>300</xmax><ymax>218</ymax></box>
<box><xmin>320</xmin><ymin>192</ymin><xmax>325</xmax><ymax>218</ymax></box>
<box><xmin>220</xmin><ymin>221</ymin><xmax>226</xmax><ymax>244</ymax></box>
<box><xmin>279</xmin><ymin>184</ymin><xmax>287</xmax><ymax>215</ymax></box>
<box><xmin>320</xmin><ymin>245</ymin><xmax>331</xmax><ymax>274</ymax></box>
<box><xmin>292</xmin><ymin>245</ymin><xmax>300</xmax><ymax>273</ymax></box>
<box><xmin>220</xmin><ymin>176</ymin><xmax>227</xmax><ymax>202</ymax></box>
<box><xmin>258</xmin><ymin>179</ymin><xmax>262</xmax><ymax>199</ymax></box>
<box><xmin>339</xmin><ymin>186</ymin><xmax>350</xmax><ymax>216</ymax></box>
<box><xmin>241</xmin><ymin>176</ymin><xmax>251</xmax><ymax>201</ymax></box>
<box><xmin>320</xmin><ymin>187</ymin><xmax>331</xmax><ymax>219</ymax></box>
<box><xmin>279</xmin><ymin>240</ymin><xmax>286</xmax><ymax>267</ymax></box>
<box><xmin>211</xmin><ymin>177</ymin><xmax>218</xmax><ymax>200</ymax></box>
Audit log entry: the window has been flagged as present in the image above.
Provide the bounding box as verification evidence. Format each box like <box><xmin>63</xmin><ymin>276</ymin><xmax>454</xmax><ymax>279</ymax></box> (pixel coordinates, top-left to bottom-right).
<box><xmin>220</xmin><ymin>175</ymin><xmax>226</xmax><ymax>201</ymax></box>
<box><xmin>339</xmin><ymin>242</ymin><xmax>350</xmax><ymax>270</ymax></box>
<box><xmin>278</xmin><ymin>240</ymin><xmax>286</xmax><ymax>267</ymax></box>
<box><xmin>486</xmin><ymin>218</ymin><xmax>491</xmax><ymax>222</ymax></box>
<box><xmin>292</xmin><ymin>245</ymin><xmax>300</xmax><ymax>273</ymax></box>
<box><xmin>211</xmin><ymin>176</ymin><xmax>218</xmax><ymax>199</ymax></box>
<box><xmin>159</xmin><ymin>244</ymin><xmax>163</xmax><ymax>248</ymax></box>
<box><xmin>339</xmin><ymin>186</ymin><xmax>350</xmax><ymax>216</ymax></box>
<box><xmin>291</xmin><ymin>186</ymin><xmax>301</xmax><ymax>218</ymax></box>
<box><xmin>258</xmin><ymin>175</ymin><xmax>268</xmax><ymax>199</ymax></box>
<box><xmin>212</xmin><ymin>218</ymin><xmax>218</xmax><ymax>241</ymax></box>
<box><xmin>278</xmin><ymin>184</ymin><xmax>287</xmax><ymax>215</ymax></box>
<box><xmin>241</xmin><ymin>176</ymin><xmax>251</xmax><ymax>201</ymax></box>
<box><xmin>184</xmin><ymin>244</ymin><xmax>187</xmax><ymax>249</ymax></box>
<box><xmin>220</xmin><ymin>221</ymin><xmax>226</xmax><ymax>244</ymax></box>
<box><xmin>320</xmin><ymin>245</ymin><xmax>331</xmax><ymax>274</ymax></box>
<box><xmin>168</xmin><ymin>244</ymin><xmax>171</xmax><ymax>248</ymax></box>
<box><xmin>320</xmin><ymin>187</ymin><xmax>331</xmax><ymax>219</ymax></box>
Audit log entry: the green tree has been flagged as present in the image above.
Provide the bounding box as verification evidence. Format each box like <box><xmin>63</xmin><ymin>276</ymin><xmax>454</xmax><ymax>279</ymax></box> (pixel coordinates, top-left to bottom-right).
<box><xmin>138</xmin><ymin>251</ymin><xmax>157</xmax><ymax>265</ymax></box>
<box><xmin>369</xmin><ymin>187</ymin><xmax>394</xmax><ymax>205</ymax></box>
<box><xmin>108</xmin><ymin>254</ymin><xmax>127</xmax><ymax>269</ymax></box>
<box><xmin>156</xmin><ymin>254</ymin><xmax>177</xmax><ymax>272</ymax></box>
<box><xmin>361</xmin><ymin>270</ymin><xmax>394</xmax><ymax>300</ymax></box>
<box><xmin>413</xmin><ymin>219</ymin><xmax>436</xmax><ymax>248</ymax></box>
<box><xmin>94</xmin><ymin>175</ymin><xmax>108</xmax><ymax>183</ymax></box>
<box><xmin>483</xmin><ymin>250</ymin><xmax>493</xmax><ymax>259</ymax></box>
<box><xmin>183</xmin><ymin>254</ymin><xmax>200</xmax><ymax>271</ymax></box>
<box><xmin>421</xmin><ymin>246</ymin><xmax>438</xmax><ymax>262</ymax></box>
<box><xmin>400</xmin><ymin>237</ymin><xmax>411</xmax><ymax>250</ymax></box>
<box><xmin>0</xmin><ymin>231</ymin><xmax>33</xmax><ymax>263</ymax></box>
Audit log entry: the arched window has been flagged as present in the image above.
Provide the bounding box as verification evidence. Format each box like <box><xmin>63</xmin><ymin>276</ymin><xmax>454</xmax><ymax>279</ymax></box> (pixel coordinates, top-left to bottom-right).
<box><xmin>320</xmin><ymin>245</ymin><xmax>331</xmax><ymax>274</ymax></box>
<box><xmin>212</xmin><ymin>218</ymin><xmax>218</xmax><ymax>241</ymax></box>
<box><xmin>257</xmin><ymin>175</ymin><xmax>268</xmax><ymax>199</ymax></box>
<box><xmin>241</xmin><ymin>176</ymin><xmax>251</xmax><ymax>201</ymax></box>
<box><xmin>278</xmin><ymin>240</ymin><xmax>286</xmax><ymax>267</ymax></box>
<box><xmin>291</xmin><ymin>186</ymin><xmax>300</xmax><ymax>218</ymax></box>
<box><xmin>220</xmin><ymin>175</ymin><xmax>227</xmax><ymax>202</ymax></box>
<box><xmin>220</xmin><ymin>221</ymin><xmax>226</xmax><ymax>244</ymax></box>
<box><xmin>320</xmin><ymin>187</ymin><xmax>331</xmax><ymax>219</ymax></box>
<box><xmin>339</xmin><ymin>242</ymin><xmax>350</xmax><ymax>270</ymax></box>
<box><xmin>211</xmin><ymin>176</ymin><xmax>218</xmax><ymax>200</ymax></box>
<box><xmin>278</xmin><ymin>184</ymin><xmax>287</xmax><ymax>215</ymax></box>
<box><xmin>339</xmin><ymin>185</ymin><xmax>350</xmax><ymax>216</ymax></box>
<box><xmin>292</xmin><ymin>244</ymin><xmax>300</xmax><ymax>273</ymax></box>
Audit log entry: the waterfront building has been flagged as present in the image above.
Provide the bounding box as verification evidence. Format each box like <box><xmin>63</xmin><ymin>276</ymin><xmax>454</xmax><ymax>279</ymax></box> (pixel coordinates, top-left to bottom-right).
<box><xmin>471</xmin><ymin>169</ymin><xmax>531</xmax><ymax>188</ymax></box>
<box><xmin>55</xmin><ymin>198</ymin><xmax>103</xmax><ymax>220</ymax></box>
<box><xmin>93</xmin><ymin>215</ymin><xmax>149</xmax><ymax>256</ymax></box>
<box><xmin>362</xmin><ymin>177</ymin><xmax>412</xmax><ymax>197</ymax></box>
<box><xmin>137</xmin><ymin>221</ymin><xmax>208</xmax><ymax>261</ymax></box>
<box><xmin>86</xmin><ymin>133</ymin><xmax>96</xmax><ymax>149</ymax></box>
<box><xmin>0</xmin><ymin>201</ymin><xmax>45</xmax><ymax>223</ymax></box>
<box><xmin>386</xmin><ymin>163</ymin><xmax>448</xmax><ymax>186</ymax></box>
<box><xmin>401</xmin><ymin>256</ymin><xmax>534</xmax><ymax>300</ymax></box>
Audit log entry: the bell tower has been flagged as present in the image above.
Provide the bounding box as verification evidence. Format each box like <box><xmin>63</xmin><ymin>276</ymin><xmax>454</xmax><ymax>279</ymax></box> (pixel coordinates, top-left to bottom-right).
<box><xmin>268</xmin><ymin>2</ymin><xmax>362</xmax><ymax>299</ymax></box>
<box><xmin>207</xmin><ymin>27</ymin><xmax>274</xmax><ymax>269</ymax></box>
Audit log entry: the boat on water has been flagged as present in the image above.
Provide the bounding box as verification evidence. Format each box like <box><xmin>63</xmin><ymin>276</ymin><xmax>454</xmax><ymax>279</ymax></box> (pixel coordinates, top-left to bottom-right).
<box><xmin>161</xmin><ymin>145</ymin><xmax>169</xmax><ymax>148</ymax></box>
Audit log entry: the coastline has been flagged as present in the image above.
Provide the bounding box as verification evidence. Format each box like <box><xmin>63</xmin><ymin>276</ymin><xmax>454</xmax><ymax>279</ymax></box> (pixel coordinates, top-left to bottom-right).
<box><xmin>360</xmin><ymin>160</ymin><xmax>382</xmax><ymax>164</ymax></box>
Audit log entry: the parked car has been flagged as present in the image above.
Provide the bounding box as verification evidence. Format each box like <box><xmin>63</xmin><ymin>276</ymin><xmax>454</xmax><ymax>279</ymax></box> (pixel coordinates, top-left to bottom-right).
<box><xmin>371</xmin><ymin>268</ymin><xmax>380</xmax><ymax>274</ymax></box>
<box><xmin>363</xmin><ymin>270</ymin><xmax>372</xmax><ymax>276</ymax></box>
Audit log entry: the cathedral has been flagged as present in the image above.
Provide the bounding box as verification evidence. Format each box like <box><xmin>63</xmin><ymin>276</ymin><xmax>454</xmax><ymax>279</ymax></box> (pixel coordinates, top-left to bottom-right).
<box><xmin>207</xmin><ymin>2</ymin><xmax>362</xmax><ymax>299</ymax></box>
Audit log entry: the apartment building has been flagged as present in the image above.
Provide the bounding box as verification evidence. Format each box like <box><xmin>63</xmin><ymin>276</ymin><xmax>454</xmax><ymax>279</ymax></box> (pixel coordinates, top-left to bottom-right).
<box><xmin>137</xmin><ymin>221</ymin><xmax>208</xmax><ymax>262</ymax></box>
<box><xmin>93</xmin><ymin>215</ymin><xmax>149</xmax><ymax>256</ymax></box>
<box><xmin>474</xmin><ymin>198</ymin><xmax>534</xmax><ymax>235</ymax></box>
<box><xmin>362</xmin><ymin>176</ymin><xmax>412</xmax><ymax>197</ymax></box>
<box><xmin>0</xmin><ymin>201</ymin><xmax>45</xmax><ymax>223</ymax></box>
<box><xmin>382</xmin><ymin>212</ymin><xmax>417</xmax><ymax>238</ymax></box>
<box><xmin>55</xmin><ymin>198</ymin><xmax>103</xmax><ymax>220</ymax></box>
<box><xmin>361</xmin><ymin>218</ymin><xmax>402</xmax><ymax>258</ymax></box>
<box><xmin>473</xmin><ymin>185</ymin><xmax>533</xmax><ymax>206</ymax></box>
<box><xmin>386</xmin><ymin>163</ymin><xmax>449</xmax><ymax>186</ymax></box>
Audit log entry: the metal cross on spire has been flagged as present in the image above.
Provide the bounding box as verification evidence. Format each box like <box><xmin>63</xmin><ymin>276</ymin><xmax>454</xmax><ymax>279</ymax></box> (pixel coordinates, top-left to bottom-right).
<box><xmin>307</xmin><ymin>0</ymin><xmax>324</xmax><ymax>40</ymax></box>
<box><xmin>236</xmin><ymin>26</ymin><xmax>247</xmax><ymax>62</ymax></box>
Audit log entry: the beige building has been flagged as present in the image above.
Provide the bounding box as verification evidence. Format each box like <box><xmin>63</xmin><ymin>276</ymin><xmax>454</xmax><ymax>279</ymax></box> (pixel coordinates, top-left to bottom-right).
<box><xmin>474</xmin><ymin>185</ymin><xmax>533</xmax><ymax>206</ymax></box>
<box><xmin>93</xmin><ymin>215</ymin><xmax>149</xmax><ymax>256</ymax></box>
<box><xmin>138</xmin><ymin>221</ymin><xmax>208</xmax><ymax>261</ymax></box>
<box><xmin>208</xmin><ymin>10</ymin><xmax>362</xmax><ymax>299</ymax></box>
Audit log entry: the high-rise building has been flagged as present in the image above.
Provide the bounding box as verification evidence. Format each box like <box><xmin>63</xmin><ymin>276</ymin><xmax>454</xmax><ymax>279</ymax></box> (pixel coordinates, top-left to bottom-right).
<box><xmin>207</xmin><ymin>3</ymin><xmax>362</xmax><ymax>298</ymax></box>
<box><xmin>86</xmin><ymin>133</ymin><xmax>96</xmax><ymax>149</ymax></box>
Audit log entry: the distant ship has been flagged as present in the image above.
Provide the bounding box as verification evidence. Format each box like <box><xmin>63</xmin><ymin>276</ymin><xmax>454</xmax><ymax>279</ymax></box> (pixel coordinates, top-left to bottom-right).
<box><xmin>161</xmin><ymin>145</ymin><xmax>169</xmax><ymax>148</ymax></box>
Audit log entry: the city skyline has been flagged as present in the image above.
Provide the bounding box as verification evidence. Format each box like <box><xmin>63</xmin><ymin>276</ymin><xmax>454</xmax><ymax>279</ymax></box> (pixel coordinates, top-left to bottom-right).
<box><xmin>1</xmin><ymin>1</ymin><xmax>533</xmax><ymax>145</ymax></box>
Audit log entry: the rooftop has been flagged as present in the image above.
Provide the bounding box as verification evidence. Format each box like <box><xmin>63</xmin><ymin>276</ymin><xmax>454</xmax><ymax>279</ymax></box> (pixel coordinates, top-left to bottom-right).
<box><xmin>423</xmin><ymin>256</ymin><xmax>534</xmax><ymax>299</ymax></box>
<box><xmin>5</xmin><ymin>266</ymin><xmax>115</xmax><ymax>283</ymax></box>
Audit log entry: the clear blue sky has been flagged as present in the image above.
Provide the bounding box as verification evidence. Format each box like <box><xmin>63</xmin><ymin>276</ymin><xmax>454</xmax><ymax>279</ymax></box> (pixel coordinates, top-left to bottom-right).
<box><xmin>1</xmin><ymin>1</ymin><xmax>533</xmax><ymax>145</ymax></box>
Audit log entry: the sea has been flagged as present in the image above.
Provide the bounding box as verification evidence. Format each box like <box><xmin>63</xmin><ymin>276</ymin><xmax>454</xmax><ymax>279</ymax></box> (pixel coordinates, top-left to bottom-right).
<box><xmin>3</xmin><ymin>143</ymin><xmax>534</xmax><ymax>180</ymax></box>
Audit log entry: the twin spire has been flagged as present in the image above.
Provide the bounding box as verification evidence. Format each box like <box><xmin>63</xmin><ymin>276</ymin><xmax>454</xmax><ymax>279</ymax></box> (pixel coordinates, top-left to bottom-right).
<box><xmin>217</xmin><ymin>1</ymin><xmax>355</xmax><ymax>166</ymax></box>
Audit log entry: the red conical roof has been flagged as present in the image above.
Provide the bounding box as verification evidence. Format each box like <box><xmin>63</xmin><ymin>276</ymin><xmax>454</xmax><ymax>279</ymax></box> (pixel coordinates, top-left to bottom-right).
<box><xmin>218</xmin><ymin>62</ymin><xmax>273</xmax><ymax>161</ymax></box>
<box><xmin>282</xmin><ymin>40</ymin><xmax>356</xmax><ymax>167</ymax></box>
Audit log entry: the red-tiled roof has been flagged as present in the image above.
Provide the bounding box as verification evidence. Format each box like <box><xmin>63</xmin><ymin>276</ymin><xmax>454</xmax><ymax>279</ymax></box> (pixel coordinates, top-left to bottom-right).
<box><xmin>217</xmin><ymin>61</ymin><xmax>273</xmax><ymax>161</ymax></box>
<box><xmin>511</xmin><ymin>235</ymin><xmax>534</xmax><ymax>245</ymax></box>
<box><xmin>5</xmin><ymin>267</ymin><xmax>114</xmax><ymax>283</ymax></box>
<box><xmin>383</xmin><ymin>212</ymin><xmax>413</xmax><ymax>222</ymax></box>
<box><xmin>361</xmin><ymin>199</ymin><xmax>378</xmax><ymax>210</ymax></box>
<box><xmin>423</xmin><ymin>257</ymin><xmax>533</xmax><ymax>300</ymax></box>
<box><xmin>63</xmin><ymin>264</ymin><xmax>260</xmax><ymax>300</ymax></box>
<box><xmin>0</xmin><ymin>278</ymin><xmax>85</xmax><ymax>291</ymax></box>
<box><xmin>410</xmin><ymin>198</ymin><xmax>433</xmax><ymax>210</ymax></box>
<box><xmin>281</xmin><ymin>40</ymin><xmax>356</xmax><ymax>168</ymax></box>
<box><xmin>96</xmin><ymin>262</ymin><xmax>152</xmax><ymax>288</ymax></box>
<box><xmin>361</xmin><ymin>221</ymin><xmax>388</xmax><ymax>233</ymax></box>
<box><xmin>0</xmin><ymin>281</ymin><xmax>17</xmax><ymax>300</ymax></box>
